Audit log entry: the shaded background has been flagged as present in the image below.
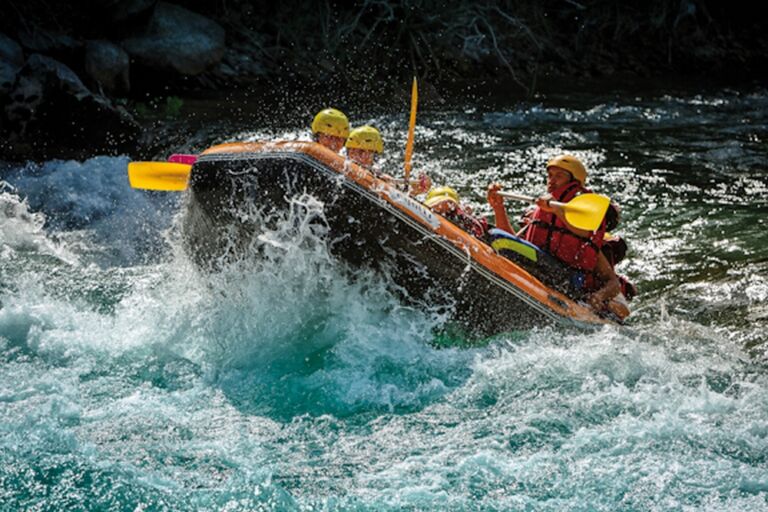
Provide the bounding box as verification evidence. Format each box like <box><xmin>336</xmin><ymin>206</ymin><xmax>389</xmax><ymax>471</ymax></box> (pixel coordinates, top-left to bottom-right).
<box><xmin>1</xmin><ymin>0</ymin><xmax>766</xmax><ymax>160</ymax></box>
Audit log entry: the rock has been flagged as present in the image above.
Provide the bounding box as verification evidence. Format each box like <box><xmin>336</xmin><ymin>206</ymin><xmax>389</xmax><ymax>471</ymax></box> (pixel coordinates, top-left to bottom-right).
<box><xmin>0</xmin><ymin>62</ymin><xmax>18</xmax><ymax>97</ymax></box>
<box><xmin>17</xmin><ymin>27</ymin><xmax>80</xmax><ymax>56</ymax></box>
<box><xmin>94</xmin><ymin>0</ymin><xmax>157</xmax><ymax>23</ymax></box>
<box><xmin>25</xmin><ymin>54</ymin><xmax>90</xmax><ymax>98</ymax></box>
<box><xmin>2</xmin><ymin>54</ymin><xmax>140</xmax><ymax>160</ymax></box>
<box><xmin>0</xmin><ymin>33</ymin><xmax>24</xmax><ymax>98</ymax></box>
<box><xmin>122</xmin><ymin>2</ymin><xmax>225</xmax><ymax>76</ymax></box>
<box><xmin>0</xmin><ymin>33</ymin><xmax>24</xmax><ymax>68</ymax></box>
<box><xmin>5</xmin><ymin>75</ymin><xmax>42</xmax><ymax>138</ymax></box>
<box><xmin>85</xmin><ymin>40</ymin><xmax>130</xmax><ymax>94</ymax></box>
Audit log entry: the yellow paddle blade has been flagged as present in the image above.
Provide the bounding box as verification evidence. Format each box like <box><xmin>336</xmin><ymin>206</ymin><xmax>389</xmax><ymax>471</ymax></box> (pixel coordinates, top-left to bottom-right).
<box><xmin>128</xmin><ymin>162</ymin><xmax>191</xmax><ymax>191</ymax></box>
<box><xmin>403</xmin><ymin>76</ymin><xmax>418</xmax><ymax>183</ymax></box>
<box><xmin>562</xmin><ymin>193</ymin><xmax>611</xmax><ymax>231</ymax></box>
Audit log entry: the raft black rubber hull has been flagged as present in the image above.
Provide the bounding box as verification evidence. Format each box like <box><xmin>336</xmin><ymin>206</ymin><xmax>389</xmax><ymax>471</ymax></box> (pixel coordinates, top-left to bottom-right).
<box><xmin>181</xmin><ymin>142</ymin><xmax>611</xmax><ymax>335</ymax></box>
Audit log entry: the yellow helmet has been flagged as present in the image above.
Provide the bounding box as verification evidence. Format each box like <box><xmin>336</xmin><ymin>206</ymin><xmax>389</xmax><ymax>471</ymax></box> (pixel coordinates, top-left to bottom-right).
<box><xmin>312</xmin><ymin>108</ymin><xmax>350</xmax><ymax>138</ymax></box>
<box><xmin>424</xmin><ymin>186</ymin><xmax>460</xmax><ymax>208</ymax></box>
<box><xmin>547</xmin><ymin>154</ymin><xmax>587</xmax><ymax>185</ymax></box>
<box><xmin>345</xmin><ymin>125</ymin><xmax>384</xmax><ymax>153</ymax></box>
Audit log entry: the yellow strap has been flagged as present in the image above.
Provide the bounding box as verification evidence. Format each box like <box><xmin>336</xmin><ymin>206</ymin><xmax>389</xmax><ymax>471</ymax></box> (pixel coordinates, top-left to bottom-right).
<box><xmin>491</xmin><ymin>238</ymin><xmax>539</xmax><ymax>262</ymax></box>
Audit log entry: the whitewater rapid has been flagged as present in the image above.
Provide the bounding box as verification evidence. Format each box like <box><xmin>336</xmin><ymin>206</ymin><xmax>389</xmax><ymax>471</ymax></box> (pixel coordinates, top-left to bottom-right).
<box><xmin>2</xmin><ymin>87</ymin><xmax>767</xmax><ymax>510</ymax></box>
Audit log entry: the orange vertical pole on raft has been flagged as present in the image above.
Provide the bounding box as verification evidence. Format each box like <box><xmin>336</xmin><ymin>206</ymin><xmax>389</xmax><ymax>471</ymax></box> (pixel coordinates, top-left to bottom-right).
<box><xmin>403</xmin><ymin>77</ymin><xmax>418</xmax><ymax>189</ymax></box>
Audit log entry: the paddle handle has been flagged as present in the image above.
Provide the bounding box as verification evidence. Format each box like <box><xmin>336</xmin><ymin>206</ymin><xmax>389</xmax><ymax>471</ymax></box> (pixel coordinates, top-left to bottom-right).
<box><xmin>168</xmin><ymin>153</ymin><xmax>198</xmax><ymax>165</ymax></box>
<box><xmin>497</xmin><ymin>191</ymin><xmax>535</xmax><ymax>203</ymax></box>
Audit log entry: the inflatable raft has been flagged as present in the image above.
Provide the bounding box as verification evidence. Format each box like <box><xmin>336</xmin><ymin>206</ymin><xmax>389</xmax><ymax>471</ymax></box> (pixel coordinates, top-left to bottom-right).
<box><xmin>181</xmin><ymin>141</ymin><xmax>620</xmax><ymax>335</ymax></box>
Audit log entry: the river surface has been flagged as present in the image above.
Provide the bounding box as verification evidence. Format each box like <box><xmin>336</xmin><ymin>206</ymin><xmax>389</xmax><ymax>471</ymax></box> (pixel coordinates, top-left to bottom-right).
<box><xmin>1</xmin><ymin>86</ymin><xmax>767</xmax><ymax>510</ymax></box>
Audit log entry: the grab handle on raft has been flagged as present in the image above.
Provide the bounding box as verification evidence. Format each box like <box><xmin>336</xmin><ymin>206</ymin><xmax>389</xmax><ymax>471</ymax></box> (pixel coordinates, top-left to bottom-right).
<box><xmin>128</xmin><ymin>161</ymin><xmax>191</xmax><ymax>191</ymax></box>
<box><xmin>498</xmin><ymin>191</ymin><xmax>611</xmax><ymax>232</ymax></box>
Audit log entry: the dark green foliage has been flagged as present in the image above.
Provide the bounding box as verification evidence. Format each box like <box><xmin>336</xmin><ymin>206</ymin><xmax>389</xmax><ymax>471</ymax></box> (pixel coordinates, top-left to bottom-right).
<box><xmin>3</xmin><ymin>0</ymin><xmax>766</xmax><ymax>96</ymax></box>
<box><xmin>194</xmin><ymin>0</ymin><xmax>767</xmax><ymax>93</ymax></box>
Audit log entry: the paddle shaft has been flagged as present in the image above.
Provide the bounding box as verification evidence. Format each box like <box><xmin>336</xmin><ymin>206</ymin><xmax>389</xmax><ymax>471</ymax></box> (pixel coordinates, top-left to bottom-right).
<box><xmin>392</xmin><ymin>177</ymin><xmax>427</xmax><ymax>185</ymax></box>
<box><xmin>403</xmin><ymin>77</ymin><xmax>418</xmax><ymax>187</ymax></box>
<box><xmin>498</xmin><ymin>190</ymin><xmax>610</xmax><ymax>231</ymax></box>
<box><xmin>497</xmin><ymin>191</ymin><xmax>566</xmax><ymax>208</ymax></box>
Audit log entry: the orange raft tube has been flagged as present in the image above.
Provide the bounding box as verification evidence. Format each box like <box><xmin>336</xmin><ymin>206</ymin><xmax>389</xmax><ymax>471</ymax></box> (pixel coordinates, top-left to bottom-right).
<box><xmin>181</xmin><ymin>140</ymin><xmax>619</xmax><ymax>335</ymax></box>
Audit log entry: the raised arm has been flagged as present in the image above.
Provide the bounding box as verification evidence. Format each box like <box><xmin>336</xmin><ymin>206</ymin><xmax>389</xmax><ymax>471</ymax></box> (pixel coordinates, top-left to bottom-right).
<box><xmin>487</xmin><ymin>183</ymin><xmax>514</xmax><ymax>233</ymax></box>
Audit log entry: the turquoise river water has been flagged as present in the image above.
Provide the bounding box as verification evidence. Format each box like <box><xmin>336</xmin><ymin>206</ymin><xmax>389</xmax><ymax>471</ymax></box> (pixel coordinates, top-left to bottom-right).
<box><xmin>1</xmin><ymin>87</ymin><xmax>767</xmax><ymax>510</ymax></box>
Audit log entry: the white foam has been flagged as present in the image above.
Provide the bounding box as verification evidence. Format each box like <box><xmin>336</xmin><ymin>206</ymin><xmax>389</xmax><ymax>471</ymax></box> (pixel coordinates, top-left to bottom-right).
<box><xmin>2</xmin><ymin>156</ymin><xmax>179</xmax><ymax>266</ymax></box>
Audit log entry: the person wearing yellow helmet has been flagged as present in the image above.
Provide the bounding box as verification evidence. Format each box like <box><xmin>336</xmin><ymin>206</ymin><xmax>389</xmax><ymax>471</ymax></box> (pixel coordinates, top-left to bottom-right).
<box><xmin>424</xmin><ymin>186</ymin><xmax>460</xmax><ymax>206</ymax></box>
<box><xmin>487</xmin><ymin>154</ymin><xmax>621</xmax><ymax>311</ymax></box>
<box><xmin>312</xmin><ymin>108</ymin><xmax>350</xmax><ymax>153</ymax></box>
<box><xmin>345</xmin><ymin>125</ymin><xmax>383</xmax><ymax>168</ymax></box>
<box><xmin>425</xmin><ymin>186</ymin><xmax>488</xmax><ymax>238</ymax></box>
<box><xmin>487</xmin><ymin>154</ymin><xmax>589</xmax><ymax>235</ymax></box>
<box><xmin>345</xmin><ymin>125</ymin><xmax>432</xmax><ymax>195</ymax></box>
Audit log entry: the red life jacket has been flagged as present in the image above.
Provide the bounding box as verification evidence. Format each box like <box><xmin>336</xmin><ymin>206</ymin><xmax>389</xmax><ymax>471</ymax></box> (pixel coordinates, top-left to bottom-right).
<box><xmin>522</xmin><ymin>181</ymin><xmax>606</xmax><ymax>273</ymax></box>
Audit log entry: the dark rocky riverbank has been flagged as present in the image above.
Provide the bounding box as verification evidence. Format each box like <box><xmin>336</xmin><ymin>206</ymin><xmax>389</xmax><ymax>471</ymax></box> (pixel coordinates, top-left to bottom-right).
<box><xmin>1</xmin><ymin>0</ymin><xmax>765</xmax><ymax>161</ymax></box>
